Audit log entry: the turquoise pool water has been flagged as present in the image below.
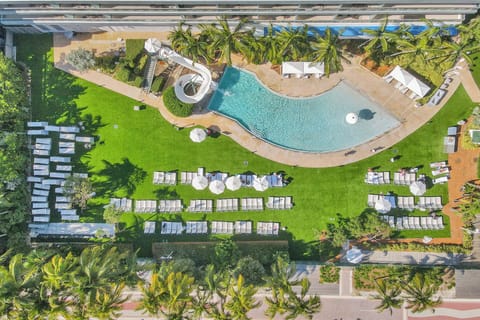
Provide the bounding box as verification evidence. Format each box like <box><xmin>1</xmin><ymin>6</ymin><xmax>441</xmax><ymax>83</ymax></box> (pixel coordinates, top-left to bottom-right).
<box><xmin>208</xmin><ymin>67</ymin><xmax>400</xmax><ymax>153</ymax></box>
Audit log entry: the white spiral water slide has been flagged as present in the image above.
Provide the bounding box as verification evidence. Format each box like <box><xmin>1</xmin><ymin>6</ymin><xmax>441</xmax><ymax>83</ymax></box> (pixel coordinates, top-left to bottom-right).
<box><xmin>144</xmin><ymin>38</ymin><xmax>213</xmax><ymax>104</ymax></box>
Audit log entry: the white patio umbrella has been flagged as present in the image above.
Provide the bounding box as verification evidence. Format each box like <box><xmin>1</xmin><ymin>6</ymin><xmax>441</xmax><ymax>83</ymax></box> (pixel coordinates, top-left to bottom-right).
<box><xmin>346</xmin><ymin>247</ymin><xmax>364</xmax><ymax>264</ymax></box>
<box><xmin>192</xmin><ymin>175</ymin><xmax>208</xmax><ymax>190</ymax></box>
<box><xmin>225</xmin><ymin>176</ymin><xmax>242</xmax><ymax>191</ymax></box>
<box><xmin>410</xmin><ymin>181</ymin><xmax>427</xmax><ymax>196</ymax></box>
<box><xmin>375</xmin><ymin>197</ymin><xmax>392</xmax><ymax>214</ymax></box>
<box><xmin>144</xmin><ymin>38</ymin><xmax>163</xmax><ymax>54</ymax></box>
<box><xmin>253</xmin><ymin>176</ymin><xmax>269</xmax><ymax>192</ymax></box>
<box><xmin>209</xmin><ymin>180</ymin><xmax>225</xmax><ymax>194</ymax></box>
<box><xmin>189</xmin><ymin>128</ymin><xmax>207</xmax><ymax>143</ymax></box>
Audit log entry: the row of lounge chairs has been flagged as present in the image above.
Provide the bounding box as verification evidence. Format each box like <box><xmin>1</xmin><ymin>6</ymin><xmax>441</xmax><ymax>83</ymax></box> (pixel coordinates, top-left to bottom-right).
<box><xmin>216</xmin><ymin>199</ymin><xmax>239</xmax><ymax>212</ymax></box>
<box><xmin>393</xmin><ymin>172</ymin><xmax>417</xmax><ymax>185</ymax></box>
<box><xmin>382</xmin><ymin>215</ymin><xmax>444</xmax><ymax>230</ymax></box>
<box><xmin>147</xmin><ymin>220</ymin><xmax>277</xmax><ymax>236</ymax></box>
<box><xmin>368</xmin><ymin>194</ymin><xmax>443</xmax><ymax>210</ymax></box>
<box><xmin>153</xmin><ymin>171</ymin><xmax>177</xmax><ymax>185</ymax></box>
<box><xmin>134</xmin><ymin>200</ymin><xmax>157</xmax><ymax>213</ymax></box>
<box><xmin>257</xmin><ymin>222</ymin><xmax>280</xmax><ymax>235</ymax></box>
<box><xmin>161</xmin><ymin>222</ymin><xmax>183</xmax><ymax>235</ymax></box>
<box><xmin>158</xmin><ymin>200</ymin><xmax>183</xmax><ymax>213</ymax></box>
<box><xmin>186</xmin><ymin>221</ymin><xmax>208</xmax><ymax>234</ymax></box>
<box><xmin>111</xmin><ymin>196</ymin><xmax>293</xmax><ymax>213</ymax></box>
<box><xmin>266</xmin><ymin>196</ymin><xmax>293</xmax><ymax>210</ymax></box>
<box><xmin>109</xmin><ymin>198</ymin><xmax>133</xmax><ymax>212</ymax></box>
<box><xmin>365</xmin><ymin>172</ymin><xmax>390</xmax><ymax>184</ymax></box>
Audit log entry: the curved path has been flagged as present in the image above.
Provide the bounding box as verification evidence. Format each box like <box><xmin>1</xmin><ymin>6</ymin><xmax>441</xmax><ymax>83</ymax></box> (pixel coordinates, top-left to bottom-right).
<box><xmin>53</xmin><ymin>32</ymin><xmax>461</xmax><ymax>168</ymax></box>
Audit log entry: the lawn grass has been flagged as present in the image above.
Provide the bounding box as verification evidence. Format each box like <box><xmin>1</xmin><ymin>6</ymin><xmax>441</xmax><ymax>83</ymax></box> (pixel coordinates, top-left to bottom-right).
<box><xmin>15</xmin><ymin>34</ymin><xmax>476</xmax><ymax>259</ymax></box>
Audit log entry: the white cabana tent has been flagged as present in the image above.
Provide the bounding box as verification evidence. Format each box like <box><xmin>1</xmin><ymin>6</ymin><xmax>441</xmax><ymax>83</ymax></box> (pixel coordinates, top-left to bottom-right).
<box><xmin>407</xmin><ymin>78</ymin><xmax>431</xmax><ymax>98</ymax></box>
<box><xmin>190</xmin><ymin>128</ymin><xmax>207</xmax><ymax>143</ymax></box>
<box><xmin>346</xmin><ymin>247</ymin><xmax>364</xmax><ymax>264</ymax></box>
<box><xmin>375</xmin><ymin>197</ymin><xmax>392</xmax><ymax>214</ymax></box>
<box><xmin>209</xmin><ymin>180</ymin><xmax>225</xmax><ymax>194</ymax></box>
<box><xmin>253</xmin><ymin>176</ymin><xmax>269</xmax><ymax>192</ymax></box>
<box><xmin>389</xmin><ymin>65</ymin><xmax>414</xmax><ymax>85</ymax></box>
<box><xmin>144</xmin><ymin>38</ymin><xmax>163</xmax><ymax>54</ymax></box>
<box><xmin>282</xmin><ymin>62</ymin><xmax>304</xmax><ymax>76</ymax></box>
<box><xmin>410</xmin><ymin>181</ymin><xmax>427</xmax><ymax>196</ymax></box>
<box><xmin>303</xmin><ymin>62</ymin><xmax>324</xmax><ymax>76</ymax></box>
<box><xmin>192</xmin><ymin>175</ymin><xmax>208</xmax><ymax>190</ymax></box>
<box><xmin>387</xmin><ymin>65</ymin><xmax>431</xmax><ymax>98</ymax></box>
<box><xmin>225</xmin><ymin>176</ymin><xmax>242</xmax><ymax>191</ymax></box>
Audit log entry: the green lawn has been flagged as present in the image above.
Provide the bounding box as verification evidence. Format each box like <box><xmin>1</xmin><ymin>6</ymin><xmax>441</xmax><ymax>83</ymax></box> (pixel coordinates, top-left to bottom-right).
<box><xmin>16</xmin><ymin>34</ymin><xmax>476</xmax><ymax>258</ymax></box>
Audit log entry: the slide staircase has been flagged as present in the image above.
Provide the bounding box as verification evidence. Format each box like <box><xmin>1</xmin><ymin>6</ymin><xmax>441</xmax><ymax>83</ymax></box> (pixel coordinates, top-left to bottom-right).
<box><xmin>148</xmin><ymin>39</ymin><xmax>213</xmax><ymax>104</ymax></box>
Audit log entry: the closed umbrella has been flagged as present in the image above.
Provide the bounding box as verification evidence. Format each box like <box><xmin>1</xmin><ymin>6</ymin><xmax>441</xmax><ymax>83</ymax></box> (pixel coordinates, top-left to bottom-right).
<box><xmin>346</xmin><ymin>247</ymin><xmax>364</xmax><ymax>264</ymax></box>
<box><xmin>192</xmin><ymin>175</ymin><xmax>208</xmax><ymax>190</ymax></box>
<box><xmin>225</xmin><ymin>176</ymin><xmax>242</xmax><ymax>191</ymax></box>
<box><xmin>375</xmin><ymin>197</ymin><xmax>392</xmax><ymax>214</ymax></box>
<box><xmin>190</xmin><ymin>128</ymin><xmax>207</xmax><ymax>143</ymax></box>
<box><xmin>144</xmin><ymin>38</ymin><xmax>163</xmax><ymax>54</ymax></box>
<box><xmin>209</xmin><ymin>180</ymin><xmax>225</xmax><ymax>194</ymax></box>
<box><xmin>253</xmin><ymin>176</ymin><xmax>269</xmax><ymax>192</ymax></box>
<box><xmin>410</xmin><ymin>181</ymin><xmax>426</xmax><ymax>196</ymax></box>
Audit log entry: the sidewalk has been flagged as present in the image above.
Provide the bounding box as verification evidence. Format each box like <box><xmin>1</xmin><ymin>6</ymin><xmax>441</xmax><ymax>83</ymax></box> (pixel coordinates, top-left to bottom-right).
<box><xmin>362</xmin><ymin>250</ymin><xmax>465</xmax><ymax>265</ymax></box>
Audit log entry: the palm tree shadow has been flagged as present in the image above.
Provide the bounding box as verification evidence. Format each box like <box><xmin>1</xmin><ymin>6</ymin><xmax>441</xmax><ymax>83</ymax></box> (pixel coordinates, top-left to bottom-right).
<box><xmin>153</xmin><ymin>187</ymin><xmax>179</xmax><ymax>199</ymax></box>
<box><xmin>94</xmin><ymin>158</ymin><xmax>147</xmax><ymax>197</ymax></box>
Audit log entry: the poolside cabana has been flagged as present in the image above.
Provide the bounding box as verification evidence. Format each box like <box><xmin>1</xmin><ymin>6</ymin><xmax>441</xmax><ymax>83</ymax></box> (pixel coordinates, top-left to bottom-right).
<box><xmin>282</xmin><ymin>62</ymin><xmax>325</xmax><ymax>78</ymax></box>
<box><xmin>388</xmin><ymin>65</ymin><xmax>414</xmax><ymax>85</ymax></box>
<box><xmin>281</xmin><ymin>62</ymin><xmax>304</xmax><ymax>78</ymax></box>
<box><xmin>386</xmin><ymin>65</ymin><xmax>431</xmax><ymax>98</ymax></box>
<box><xmin>303</xmin><ymin>62</ymin><xmax>325</xmax><ymax>78</ymax></box>
<box><xmin>407</xmin><ymin>78</ymin><xmax>431</xmax><ymax>98</ymax></box>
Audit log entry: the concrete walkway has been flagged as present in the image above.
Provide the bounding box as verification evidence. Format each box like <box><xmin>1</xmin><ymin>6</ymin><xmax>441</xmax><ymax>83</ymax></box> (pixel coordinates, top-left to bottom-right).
<box><xmin>339</xmin><ymin>266</ymin><xmax>353</xmax><ymax>296</ymax></box>
<box><xmin>53</xmin><ymin>32</ymin><xmax>459</xmax><ymax>168</ymax></box>
<box><xmin>362</xmin><ymin>250</ymin><xmax>465</xmax><ymax>265</ymax></box>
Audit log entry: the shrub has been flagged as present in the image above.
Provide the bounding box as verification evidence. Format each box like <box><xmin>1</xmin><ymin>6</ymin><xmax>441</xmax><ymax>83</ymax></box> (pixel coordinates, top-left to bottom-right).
<box><xmin>214</xmin><ymin>239</ymin><xmax>240</xmax><ymax>270</ymax></box>
<box><xmin>162</xmin><ymin>86</ymin><xmax>194</xmax><ymax>117</ymax></box>
<box><xmin>319</xmin><ymin>264</ymin><xmax>340</xmax><ymax>283</ymax></box>
<box><xmin>95</xmin><ymin>55</ymin><xmax>117</xmax><ymax>72</ymax></box>
<box><xmin>66</xmin><ymin>48</ymin><xmax>95</xmax><ymax>72</ymax></box>
<box><xmin>151</xmin><ymin>76</ymin><xmax>165</xmax><ymax>93</ymax></box>
<box><xmin>125</xmin><ymin>39</ymin><xmax>146</xmax><ymax>61</ymax></box>
<box><xmin>115</xmin><ymin>65</ymin><xmax>132</xmax><ymax>82</ymax></box>
<box><xmin>234</xmin><ymin>257</ymin><xmax>266</xmax><ymax>286</ymax></box>
<box><xmin>134</xmin><ymin>54</ymin><xmax>148</xmax><ymax>75</ymax></box>
<box><xmin>133</xmin><ymin>76</ymin><xmax>144</xmax><ymax>88</ymax></box>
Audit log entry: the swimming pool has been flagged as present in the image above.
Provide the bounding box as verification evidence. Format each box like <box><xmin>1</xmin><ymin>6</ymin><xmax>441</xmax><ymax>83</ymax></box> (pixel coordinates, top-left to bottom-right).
<box><xmin>208</xmin><ymin>67</ymin><xmax>400</xmax><ymax>153</ymax></box>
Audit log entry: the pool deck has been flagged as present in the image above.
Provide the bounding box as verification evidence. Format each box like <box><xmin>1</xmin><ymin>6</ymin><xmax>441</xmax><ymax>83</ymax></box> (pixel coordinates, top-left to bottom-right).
<box><xmin>53</xmin><ymin>31</ymin><xmax>461</xmax><ymax>168</ymax></box>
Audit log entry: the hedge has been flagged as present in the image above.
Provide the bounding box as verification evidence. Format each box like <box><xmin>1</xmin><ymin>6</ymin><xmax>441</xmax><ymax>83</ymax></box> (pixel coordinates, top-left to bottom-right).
<box><xmin>151</xmin><ymin>76</ymin><xmax>166</xmax><ymax>93</ymax></box>
<box><xmin>152</xmin><ymin>240</ymin><xmax>289</xmax><ymax>266</ymax></box>
<box><xmin>162</xmin><ymin>86</ymin><xmax>194</xmax><ymax>117</ymax></box>
<box><xmin>115</xmin><ymin>65</ymin><xmax>132</xmax><ymax>82</ymax></box>
<box><xmin>125</xmin><ymin>39</ymin><xmax>146</xmax><ymax>61</ymax></box>
<box><xmin>133</xmin><ymin>76</ymin><xmax>144</xmax><ymax>88</ymax></box>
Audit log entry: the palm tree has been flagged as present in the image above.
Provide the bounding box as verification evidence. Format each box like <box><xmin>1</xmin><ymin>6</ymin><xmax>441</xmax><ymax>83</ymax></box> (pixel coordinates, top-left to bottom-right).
<box><xmin>275</xmin><ymin>26</ymin><xmax>310</xmax><ymax>62</ymax></box>
<box><xmin>310</xmin><ymin>28</ymin><xmax>350</xmax><ymax>77</ymax></box>
<box><xmin>361</xmin><ymin>19</ymin><xmax>402</xmax><ymax>62</ymax></box>
<box><xmin>91</xmin><ymin>283</ymin><xmax>128</xmax><ymax>320</ymax></box>
<box><xmin>225</xmin><ymin>274</ymin><xmax>260</xmax><ymax>320</ymax></box>
<box><xmin>0</xmin><ymin>252</ymin><xmax>43</xmax><ymax>319</ymax></box>
<box><xmin>371</xmin><ymin>278</ymin><xmax>403</xmax><ymax>315</ymax></box>
<box><xmin>259</xmin><ymin>24</ymin><xmax>281</xmax><ymax>64</ymax></box>
<box><xmin>264</xmin><ymin>257</ymin><xmax>321</xmax><ymax>319</ymax></box>
<box><xmin>200</xmin><ymin>17</ymin><xmax>252</xmax><ymax>65</ymax></box>
<box><xmin>137</xmin><ymin>270</ymin><xmax>195</xmax><ymax>319</ymax></box>
<box><xmin>285</xmin><ymin>278</ymin><xmax>321</xmax><ymax>320</ymax></box>
<box><xmin>168</xmin><ymin>22</ymin><xmax>211</xmax><ymax>64</ymax></box>
<box><xmin>402</xmin><ymin>273</ymin><xmax>442</xmax><ymax>313</ymax></box>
